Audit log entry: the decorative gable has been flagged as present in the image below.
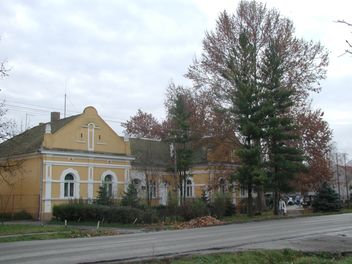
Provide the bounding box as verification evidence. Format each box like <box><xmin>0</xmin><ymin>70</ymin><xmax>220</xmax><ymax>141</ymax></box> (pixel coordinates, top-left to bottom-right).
<box><xmin>43</xmin><ymin>106</ymin><xmax>130</xmax><ymax>156</ymax></box>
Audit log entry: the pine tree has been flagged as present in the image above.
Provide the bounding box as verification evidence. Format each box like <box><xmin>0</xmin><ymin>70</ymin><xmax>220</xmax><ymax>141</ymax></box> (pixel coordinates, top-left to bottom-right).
<box><xmin>260</xmin><ymin>39</ymin><xmax>304</xmax><ymax>215</ymax></box>
<box><xmin>168</xmin><ymin>89</ymin><xmax>193</xmax><ymax>204</ymax></box>
<box><xmin>225</xmin><ymin>32</ymin><xmax>265</xmax><ymax>216</ymax></box>
<box><xmin>121</xmin><ymin>183</ymin><xmax>140</xmax><ymax>208</ymax></box>
<box><xmin>95</xmin><ymin>185</ymin><xmax>112</xmax><ymax>206</ymax></box>
<box><xmin>312</xmin><ymin>182</ymin><xmax>341</xmax><ymax>212</ymax></box>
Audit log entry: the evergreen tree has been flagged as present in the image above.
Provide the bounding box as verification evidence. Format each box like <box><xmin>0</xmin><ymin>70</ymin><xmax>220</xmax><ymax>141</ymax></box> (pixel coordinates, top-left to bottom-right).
<box><xmin>312</xmin><ymin>182</ymin><xmax>341</xmax><ymax>212</ymax></box>
<box><xmin>260</xmin><ymin>39</ymin><xmax>304</xmax><ymax>215</ymax></box>
<box><xmin>121</xmin><ymin>183</ymin><xmax>140</xmax><ymax>208</ymax></box>
<box><xmin>95</xmin><ymin>185</ymin><xmax>112</xmax><ymax>206</ymax></box>
<box><xmin>226</xmin><ymin>32</ymin><xmax>265</xmax><ymax>216</ymax></box>
<box><xmin>167</xmin><ymin>88</ymin><xmax>193</xmax><ymax>204</ymax></box>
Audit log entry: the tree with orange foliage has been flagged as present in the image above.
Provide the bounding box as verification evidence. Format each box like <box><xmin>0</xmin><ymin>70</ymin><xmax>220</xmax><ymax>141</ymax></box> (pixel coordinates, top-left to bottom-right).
<box><xmin>294</xmin><ymin>107</ymin><xmax>333</xmax><ymax>192</ymax></box>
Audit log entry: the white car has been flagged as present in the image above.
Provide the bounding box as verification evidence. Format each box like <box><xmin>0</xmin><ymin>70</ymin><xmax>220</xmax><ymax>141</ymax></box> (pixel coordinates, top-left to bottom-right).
<box><xmin>287</xmin><ymin>197</ymin><xmax>294</xmax><ymax>206</ymax></box>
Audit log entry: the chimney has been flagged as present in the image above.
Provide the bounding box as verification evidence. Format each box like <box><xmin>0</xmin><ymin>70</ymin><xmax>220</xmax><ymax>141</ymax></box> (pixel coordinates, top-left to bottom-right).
<box><xmin>51</xmin><ymin>112</ymin><xmax>60</xmax><ymax>122</ymax></box>
<box><xmin>45</xmin><ymin>123</ymin><xmax>52</xmax><ymax>134</ymax></box>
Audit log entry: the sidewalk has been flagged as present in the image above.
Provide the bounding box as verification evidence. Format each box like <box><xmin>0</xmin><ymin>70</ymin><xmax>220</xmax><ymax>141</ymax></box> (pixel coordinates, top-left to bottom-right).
<box><xmin>2</xmin><ymin>220</ymin><xmax>145</xmax><ymax>234</ymax></box>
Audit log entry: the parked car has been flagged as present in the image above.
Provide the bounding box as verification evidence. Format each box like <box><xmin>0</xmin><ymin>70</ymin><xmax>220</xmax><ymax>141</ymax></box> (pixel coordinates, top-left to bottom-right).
<box><xmin>287</xmin><ymin>197</ymin><xmax>294</xmax><ymax>206</ymax></box>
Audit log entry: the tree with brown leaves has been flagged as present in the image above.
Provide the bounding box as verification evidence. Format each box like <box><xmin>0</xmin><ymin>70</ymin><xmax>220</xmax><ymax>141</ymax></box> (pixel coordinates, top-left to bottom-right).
<box><xmin>294</xmin><ymin>107</ymin><xmax>333</xmax><ymax>192</ymax></box>
<box><xmin>186</xmin><ymin>0</ymin><xmax>329</xmax><ymax>107</ymax></box>
<box><xmin>186</xmin><ymin>0</ymin><xmax>329</xmax><ymax>214</ymax></box>
<box><xmin>122</xmin><ymin>109</ymin><xmax>163</xmax><ymax>139</ymax></box>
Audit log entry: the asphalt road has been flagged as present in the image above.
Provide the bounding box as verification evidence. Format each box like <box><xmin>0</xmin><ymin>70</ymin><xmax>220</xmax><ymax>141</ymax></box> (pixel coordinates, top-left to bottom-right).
<box><xmin>1</xmin><ymin>213</ymin><xmax>352</xmax><ymax>264</ymax></box>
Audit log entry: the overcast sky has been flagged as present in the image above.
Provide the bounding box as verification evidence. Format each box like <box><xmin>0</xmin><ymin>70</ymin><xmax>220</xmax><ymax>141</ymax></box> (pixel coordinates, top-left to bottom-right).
<box><xmin>0</xmin><ymin>0</ymin><xmax>351</xmax><ymax>158</ymax></box>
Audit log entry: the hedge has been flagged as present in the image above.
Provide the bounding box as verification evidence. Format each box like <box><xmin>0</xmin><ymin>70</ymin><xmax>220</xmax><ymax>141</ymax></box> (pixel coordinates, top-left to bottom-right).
<box><xmin>52</xmin><ymin>204</ymin><xmax>158</xmax><ymax>224</ymax></box>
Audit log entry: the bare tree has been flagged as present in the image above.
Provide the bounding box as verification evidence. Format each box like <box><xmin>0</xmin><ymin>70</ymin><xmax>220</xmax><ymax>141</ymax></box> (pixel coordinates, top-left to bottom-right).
<box><xmin>0</xmin><ymin>53</ymin><xmax>24</xmax><ymax>217</ymax></box>
<box><xmin>337</xmin><ymin>20</ymin><xmax>352</xmax><ymax>55</ymax></box>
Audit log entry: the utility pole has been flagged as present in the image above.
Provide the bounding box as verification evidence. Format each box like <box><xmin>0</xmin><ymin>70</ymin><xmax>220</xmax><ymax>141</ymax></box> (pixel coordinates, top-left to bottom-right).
<box><xmin>64</xmin><ymin>79</ymin><xmax>67</xmax><ymax>118</ymax></box>
<box><xmin>336</xmin><ymin>153</ymin><xmax>341</xmax><ymax>200</ymax></box>
<box><xmin>344</xmin><ymin>153</ymin><xmax>349</xmax><ymax>204</ymax></box>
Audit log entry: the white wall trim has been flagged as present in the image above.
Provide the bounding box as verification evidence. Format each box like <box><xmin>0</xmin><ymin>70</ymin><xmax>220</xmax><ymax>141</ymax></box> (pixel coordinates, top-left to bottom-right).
<box><xmin>40</xmin><ymin>149</ymin><xmax>135</xmax><ymax>161</ymax></box>
<box><xmin>44</xmin><ymin>164</ymin><xmax>52</xmax><ymax>213</ymax></box>
<box><xmin>124</xmin><ymin>169</ymin><xmax>130</xmax><ymax>192</ymax></box>
<box><xmin>87</xmin><ymin>167</ymin><xmax>94</xmax><ymax>200</ymax></box>
<box><xmin>88</xmin><ymin>123</ymin><xmax>95</xmax><ymax>151</ymax></box>
<box><xmin>43</xmin><ymin>160</ymin><xmax>131</xmax><ymax>169</ymax></box>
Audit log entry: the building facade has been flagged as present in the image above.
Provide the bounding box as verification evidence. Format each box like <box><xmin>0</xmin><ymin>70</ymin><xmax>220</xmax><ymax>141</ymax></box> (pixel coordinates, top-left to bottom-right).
<box><xmin>0</xmin><ymin>106</ymin><xmax>133</xmax><ymax>220</ymax></box>
<box><xmin>0</xmin><ymin>106</ymin><xmax>243</xmax><ymax>220</ymax></box>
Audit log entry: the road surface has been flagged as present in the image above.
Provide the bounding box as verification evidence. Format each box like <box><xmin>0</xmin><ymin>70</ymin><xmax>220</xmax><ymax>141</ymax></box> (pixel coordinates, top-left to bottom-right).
<box><xmin>0</xmin><ymin>213</ymin><xmax>352</xmax><ymax>263</ymax></box>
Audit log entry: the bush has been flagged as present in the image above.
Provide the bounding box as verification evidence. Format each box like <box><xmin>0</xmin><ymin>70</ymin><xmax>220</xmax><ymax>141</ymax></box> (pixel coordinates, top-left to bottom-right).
<box><xmin>179</xmin><ymin>199</ymin><xmax>209</xmax><ymax>221</ymax></box>
<box><xmin>121</xmin><ymin>183</ymin><xmax>139</xmax><ymax>208</ymax></box>
<box><xmin>312</xmin><ymin>182</ymin><xmax>341</xmax><ymax>212</ymax></box>
<box><xmin>52</xmin><ymin>203</ymin><xmax>158</xmax><ymax>224</ymax></box>
<box><xmin>13</xmin><ymin>210</ymin><xmax>33</xmax><ymax>220</ymax></box>
<box><xmin>211</xmin><ymin>193</ymin><xmax>235</xmax><ymax>218</ymax></box>
<box><xmin>141</xmin><ymin>208</ymin><xmax>159</xmax><ymax>224</ymax></box>
<box><xmin>154</xmin><ymin>205</ymin><xmax>182</xmax><ymax>222</ymax></box>
<box><xmin>0</xmin><ymin>210</ymin><xmax>33</xmax><ymax>221</ymax></box>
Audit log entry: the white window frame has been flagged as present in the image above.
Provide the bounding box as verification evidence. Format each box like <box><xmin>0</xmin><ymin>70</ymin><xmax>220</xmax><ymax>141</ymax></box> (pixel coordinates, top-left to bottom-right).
<box><xmin>148</xmin><ymin>181</ymin><xmax>157</xmax><ymax>199</ymax></box>
<box><xmin>219</xmin><ymin>178</ymin><xmax>227</xmax><ymax>194</ymax></box>
<box><xmin>185</xmin><ymin>178</ymin><xmax>194</xmax><ymax>198</ymax></box>
<box><xmin>60</xmin><ymin>168</ymin><xmax>80</xmax><ymax>199</ymax></box>
<box><xmin>100</xmin><ymin>170</ymin><xmax>118</xmax><ymax>198</ymax></box>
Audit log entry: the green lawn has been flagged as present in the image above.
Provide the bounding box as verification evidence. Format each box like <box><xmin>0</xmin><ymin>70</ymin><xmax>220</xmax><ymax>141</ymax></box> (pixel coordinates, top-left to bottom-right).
<box><xmin>146</xmin><ymin>250</ymin><xmax>352</xmax><ymax>264</ymax></box>
<box><xmin>0</xmin><ymin>224</ymin><xmax>118</xmax><ymax>243</ymax></box>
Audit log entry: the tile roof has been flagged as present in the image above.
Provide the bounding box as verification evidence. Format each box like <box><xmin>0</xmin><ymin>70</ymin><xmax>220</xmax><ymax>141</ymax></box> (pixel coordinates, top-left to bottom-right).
<box><xmin>0</xmin><ymin>114</ymin><xmax>79</xmax><ymax>157</ymax></box>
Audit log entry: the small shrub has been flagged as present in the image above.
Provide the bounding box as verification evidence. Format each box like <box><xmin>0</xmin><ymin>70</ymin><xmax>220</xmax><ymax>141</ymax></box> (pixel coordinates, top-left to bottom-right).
<box><xmin>180</xmin><ymin>199</ymin><xmax>209</xmax><ymax>221</ymax></box>
<box><xmin>141</xmin><ymin>208</ymin><xmax>159</xmax><ymax>224</ymax></box>
<box><xmin>13</xmin><ymin>210</ymin><xmax>33</xmax><ymax>220</ymax></box>
<box><xmin>0</xmin><ymin>212</ymin><xmax>12</xmax><ymax>221</ymax></box>
<box><xmin>0</xmin><ymin>210</ymin><xmax>33</xmax><ymax>221</ymax></box>
<box><xmin>179</xmin><ymin>201</ymin><xmax>193</xmax><ymax>221</ymax></box>
<box><xmin>312</xmin><ymin>182</ymin><xmax>341</xmax><ymax>212</ymax></box>
<box><xmin>95</xmin><ymin>185</ymin><xmax>114</xmax><ymax>206</ymax></box>
<box><xmin>191</xmin><ymin>199</ymin><xmax>209</xmax><ymax>218</ymax></box>
<box><xmin>121</xmin><ymin>183</ymin><xmax>139</xmax><ymax>208</ymax></box>
<box><xmin>211</xmin><ymin>193</ymin><xmax>235</xmax><ymax>218</ymax></box>
<box><xmin>238</xmin><ymin>197</ymin><xmax>257</xmax><ymax>215</ymax></box>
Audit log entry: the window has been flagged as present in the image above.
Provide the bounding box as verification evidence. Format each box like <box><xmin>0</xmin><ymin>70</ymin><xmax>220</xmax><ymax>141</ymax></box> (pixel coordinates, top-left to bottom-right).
<box><xmin>186</xmin><ymin>179</ymin><xmax>193</xmax><ymax>198</ymax></box>
<box><xmin>148</xmin><ymin>181</ymin><xmax>157</xmax><ymax>199</ymax></box>
<box><xmin>64</xmin><ymin>174</ymin><xmax>74</xmax><ymax>198</ymax></box>
<box><xmin>240</xmin><ymin>186</ymin><xmax>246</xmax><ymax>196</ymax></box>
<box><xmin>219</xmin><ymin>178</ymin><xmax>226</xmax><ymax>194</ymax></box>
<box><xmin>132</xmin><ymin>178</ymin><xmax>141</xmax><ymax>193</ymax></box>
<box><xmin>103</xmin><ymin>175</ymin><xmax>113</xmax><ymax>198</ymax></box>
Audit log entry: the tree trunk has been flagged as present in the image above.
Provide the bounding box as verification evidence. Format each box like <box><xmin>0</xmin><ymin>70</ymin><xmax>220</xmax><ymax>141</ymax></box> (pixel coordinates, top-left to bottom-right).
<box><xmin>247</xmin><ymin>185</ymin><xmax>253</xmax><ymax>216</ymax></box>
<box><xmin>256</xmin><ymin>185</ymin><xmax>265</xmax><ymax>214</ymax></box>
<box><xmin>273</xmin><ymin>190</ymin><xmax>279</xmax><ymax>215</ymax></box>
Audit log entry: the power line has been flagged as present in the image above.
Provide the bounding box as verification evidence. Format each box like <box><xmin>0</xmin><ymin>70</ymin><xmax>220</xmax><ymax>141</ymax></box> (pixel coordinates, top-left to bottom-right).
<box><xmin>3</xmin><ymin>100</ymin><xmax>126</xmax><ymax>124</ymax></box>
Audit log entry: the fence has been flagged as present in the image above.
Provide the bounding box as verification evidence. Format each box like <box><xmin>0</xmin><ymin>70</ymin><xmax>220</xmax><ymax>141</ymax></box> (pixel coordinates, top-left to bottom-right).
<box><xmin>0</xmin><ymin>194</ymin><xmax>40</xmax><ymax>218</ymax></box>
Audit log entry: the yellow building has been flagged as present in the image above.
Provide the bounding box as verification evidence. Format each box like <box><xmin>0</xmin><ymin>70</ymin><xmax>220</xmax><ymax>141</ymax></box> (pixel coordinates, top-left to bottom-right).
<box><xmin>0</xmin><ymin>106</ymin><xmax>244</xmax><ymax>220</ymax></box>
<box><xmin>129</xmin><ymin>137</ymin><xmax>242</xmax><ymax>206</ymax></box>
<box><xmin>0</xmin><ymin>106</ymin><xmax>133</xmax><ymax>220</ymax></box>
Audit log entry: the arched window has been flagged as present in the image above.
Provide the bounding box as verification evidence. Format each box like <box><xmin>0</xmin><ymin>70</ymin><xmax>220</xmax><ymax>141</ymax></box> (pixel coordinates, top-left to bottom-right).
<box><xmin>148</xmin><ymin>181</ymin><xmax>157</xmax><ymax>199</ymax></box>
<box><xmin>219</xmin><ymin>178</ymin><xmax>226</xmax><ymax>194</ymax></box>
<box><xmin>103</xmin><ymin>175</ymin><xmax>113</xmax><ymax>198</ymax></box>
<box><xmin>64</xmin><ymin>174</ymin><xmax>74</xmax><ymax>198</ymax></box>
<box><xmin>186</xmin><ymin>179</ymin><xmax>193</xmax><ymax>198</ymax></box>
